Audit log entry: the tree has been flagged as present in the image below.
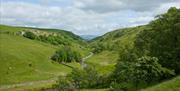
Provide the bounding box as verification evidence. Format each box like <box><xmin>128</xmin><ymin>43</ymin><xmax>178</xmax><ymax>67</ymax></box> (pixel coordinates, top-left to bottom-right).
<box><xmin>52</xmin><ymin>66</ymin><xmax>108</xmax><ymax>90</ymax></box>
<box><xmin>23</xmin><ymin>31</ymin><xmax>37</xmax><ymax>39</ymax></box>
<box><xmin>51</xmin><ymin>46</ymin><xmax>82</xmax><ymax>63</ymax></box>
<box><xmin>134</xmin><ymin>7</ymin><xmax>180</xmax><ymax>73</ymax></box>
<box><xmin>112</xmin><ymin>56</ymin><xmax>174</xmax><ymax>91</ymax></box>
<box><xmin>69</xmin><ymin>66</ymin><xmax>100</xmax><ymax>88</ymax></box>
<box><xmin>52</xmin><ymin>76</ymin><xmax>76</xmax><ymax>91</ymax></box>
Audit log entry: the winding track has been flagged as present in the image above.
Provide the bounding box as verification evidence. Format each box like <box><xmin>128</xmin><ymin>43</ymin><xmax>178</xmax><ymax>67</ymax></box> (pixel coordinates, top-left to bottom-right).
<box><xmin>0</xmin><ymin>79</ymin><xmax>56</xmax><ymax>90</ymax></box>
<box><xmin>81</xmin><ymin>52</ymin><xmax>93</xmax><ymax>68</ymax></box>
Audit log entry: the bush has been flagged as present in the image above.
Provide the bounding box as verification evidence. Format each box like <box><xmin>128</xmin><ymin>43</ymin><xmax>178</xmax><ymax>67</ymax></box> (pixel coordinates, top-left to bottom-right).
<box><xmin>23</xmin><ymin>31</ymin><xmax>37</xmax><ymax>39</ymax></box>
<box><xmin>51</xmin><ymin>46</ymin><xmax>82</xmax><ymax>63</ymax></box>
<box><xmin>134</xmin><ymin>7</ymin><xmax>180</xmax><ymax>73</ymax></box>
<box><xmin>112</xmin><ymin>56</ymin><xmax>175</xmax><ymax>91</ymax></box>
<box><xmin>110</xmin><ymin>82</ymin><xmax>135</xmax><ymax>91</ymax></box>
<box><xmin>52</xmin><ymin>66</ymin><xmax>109</xmax><ymax>90</ymax></box>
<box><xmin>69</xmin><ymin>66</ymin><xmax>100</xmax><ymax>88</ymax></box>
<box><xmin>52</xmin><ymin>77</ymin><xmax>76</xmax><ymax>91</ymax></box>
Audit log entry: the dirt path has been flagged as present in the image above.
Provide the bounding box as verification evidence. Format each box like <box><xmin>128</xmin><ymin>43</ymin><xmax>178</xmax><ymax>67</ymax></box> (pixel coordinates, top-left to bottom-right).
<box><xmin>0</xmin><ymin>79</ymin><xmax>56</xmax><ymax>90</ymax></box>
<box><xmin>81</xmin><ymin>52</ymin><xmax>93</xmax><ymax>68</ymax></box>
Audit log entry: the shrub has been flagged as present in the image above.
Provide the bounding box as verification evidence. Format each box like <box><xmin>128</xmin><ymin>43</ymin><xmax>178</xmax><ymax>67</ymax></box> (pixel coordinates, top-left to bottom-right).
<box><xmin>23</xmin><ymin>31</ymin><xmax>37</xmax><ymax>39</ymax></box>
<box><xmin>110</xmin><ymin>82</ymin><xmax>135</xmax><ymax>91</ymax></box>
<box><xmin>51</xmin><ymin>46</ymin><xmax>82</xmax><ymax>63</ymax></box>
<box><xmin>52</xmin><ymin>77</ymin><xmax>76</xmax><ymax>91</ymax></box>
<box><xmin>134</xmin><ymin>7</ymin><xmax>180</xmax><ymax>73</ymax></box>
<box><xmin>112</xmin><ymin>56</ymin><xmax>175</xmax><ymax>91</ymax></box>
<box><xmin>53</xmin><ymin>66</ymin><xmax>109</xmax><ymax>90</ymax></box>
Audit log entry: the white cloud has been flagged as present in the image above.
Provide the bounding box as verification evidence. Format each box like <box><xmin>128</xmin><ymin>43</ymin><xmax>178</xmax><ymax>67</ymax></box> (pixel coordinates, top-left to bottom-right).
<box><xmin>0</xmin><ymin>0</ymin><xmax>179</xmax><ymax>35</ymax></box>
<box><xmin>73</xmin><ymin>0</ymin><xmax>176</xmax><ymax>13</ymax></box>
<box><xmin>156</xmin><ymin>2</ymin><xmax>180</xmax><ymax>14</ymax></box>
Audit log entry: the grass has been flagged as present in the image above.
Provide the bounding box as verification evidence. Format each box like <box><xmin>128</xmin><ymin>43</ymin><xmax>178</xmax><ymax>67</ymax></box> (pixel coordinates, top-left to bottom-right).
<box><xmin>141</xmin><ymin>76</ymin><xmax>180</xmax><ymax>91</ymax></box>
<box><xmin>80</xmin><ymin>88</ymin><xmax>108</xmax><ymax>91</ymax></box>
<box><xmin>0</xmin><ymin>33</ymin><xmax>72</xmax><ymax>85</ymax></box>
<box><xmin>0</xmin><ymin>25</ymin><xmax>90</xmax><ymax>90</ymax></box>
<box><xmin>0</xmin><ymin>25</ymin><xmax>26</xmax><ymax>33</ymax></box>
<box><xmin>86</xmin><ymin>51</ymin><xmax>118</xmax><ymax>74</ymax></box>
<box><xmin>90</xmin><ymin>26</ymin><xmax>146</xmax><ymax>53</ymax></box>
<box><xmin>0</xmin><ymin>79</ymin><xmax>56</xmax><ymax>91</ymax></box>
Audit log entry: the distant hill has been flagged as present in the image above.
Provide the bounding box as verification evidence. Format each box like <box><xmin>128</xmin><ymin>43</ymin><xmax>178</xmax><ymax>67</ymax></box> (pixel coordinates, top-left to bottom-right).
<box><xmin>80</xmin><ymin>35</ymin><xmax>98</xmax><ymax>40</ymax></box>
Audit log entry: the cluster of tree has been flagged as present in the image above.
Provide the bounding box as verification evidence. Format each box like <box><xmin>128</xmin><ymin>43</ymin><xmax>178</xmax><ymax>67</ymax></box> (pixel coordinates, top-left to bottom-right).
<box><xmin>23</xmin><ymin>31</ymin><xmax>72</xmax><ymax>45</ymax></box>
<box><xmin>109</xmin><ymin>7</ymin><xmax>180</xmax><ymax>91</ymax></box>
<box><xmin>38</xmin><ymin>35</ymin><xmax>70</xmax><ymax>45</ymax></box>
<box><xmin>51</xmin><ymin>46</ymin><xmax>82</xmax><ymax>63</ymax></box>
<box><xmin>134</xmin><ymin>7</ymin><xmax>180</xmax><ymax>73</ymax></box>
<box><xmin>91</xmin><ymin>43</ymin><xmax>105</xmax><ymax>53</ymax></box>
<box><xmin>110</xmin><ymin>51</ymin><xmax>174</xmax><ymax>91</ymax></box>
<box><xmin>52</xmin><ymin>66</ymin><xmax>110</xmax><ymax>91</ymax></box>
<box><xmin>23</xmin><ymin>31</ymin><xmax>37</xmax><ymax>39</ymax></box>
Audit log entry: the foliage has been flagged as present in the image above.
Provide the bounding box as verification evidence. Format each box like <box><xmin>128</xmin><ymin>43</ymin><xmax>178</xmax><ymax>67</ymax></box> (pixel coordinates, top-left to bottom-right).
<box><xmin>53</xmin><ymin>66</ymin><xmax>110</xmax><ymax>90</ymax></box>
<box><xmin>38</xmin><ymin>34</ymin><xmax>71</xmax><ymax>45</ymax></box>
<box><xmin>23</xmin><ymin>31</ymin><xmax>37</xmax><ymax>39</ymax></box>
<box><xmin>110</xmin><ymin>82</ymin><xmax>134</xmax><ymax>91</ymax></box>
<box><xmin>52</xmin><ymin>77</ymin><xmax>76</xmax><ymax>91</ymax></box>
<box><xmin>69</xmin><ymin>66</ymin><xmax>110</xmax><ymax>88</ymax></box>
<box><xmin>110</xmin><ymin>7</ymin><xmax>179</xmax><ymax>91</ymax></box>
<box><xmin>51</xmin><ymin>46</ymin><xmax>82</xmax><ymax>63</ymax></box>
<box><xmin>134</xmin><ymin>7</ymin><xmax>180</xmax><ymax>73</ymax></box>
<box><xmin>111</xmin><ymin>56</ymin><xmax>174</xmax><ymax>91</ymax></box>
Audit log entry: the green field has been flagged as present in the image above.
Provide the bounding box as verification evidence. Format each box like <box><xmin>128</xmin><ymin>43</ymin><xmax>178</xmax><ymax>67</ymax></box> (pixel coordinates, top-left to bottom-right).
<box><xmin>86</xmin><ymin>51</ymin><xmax>118</xmax><ymax>74</ymax></box>
<box><xmin>0</xmin><ymin>33</ymin><xmax>72</xmax><ymax>85</ymax></box>
<box><xmin>80</xmin><ymin>88</ymin><xmax>108</xmax><ymax>91</ymax></box>
<box><xmin>141</xmin><ymin>76</ymin><xmax>180</xmax><ymax>91</ymax></box>
<box><xmin>0</xmin><ymin>25</ymin><xmax>90</xmax><ymax>90</ymax></box>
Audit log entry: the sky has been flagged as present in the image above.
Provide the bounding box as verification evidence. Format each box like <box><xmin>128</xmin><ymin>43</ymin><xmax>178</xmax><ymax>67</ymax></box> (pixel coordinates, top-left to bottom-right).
<box><xmin>0</xmin><ymin>0</ymin><xmax>180</xmax><ymax>35</ymax></box>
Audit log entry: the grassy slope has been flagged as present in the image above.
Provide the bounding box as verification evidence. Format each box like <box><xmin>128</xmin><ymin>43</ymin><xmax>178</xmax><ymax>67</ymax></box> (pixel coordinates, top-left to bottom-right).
<box><xmin>141</xmin><ymin>76</ymin><xmax>180</xmax><ymax>91</ymax></box>
<box><xmin>87</xmin><ymin>26</ymin><xmax>147</xmax><ymax>74</ymax></box>
<box><xmin>0</xmin><ymin>33</ymin><xmax>72</xmax><ymax>84</ymax></box>
<box><xmin>86</xmin><ymin>51</ymin><xmax>118</xmax><ymax>74</ymax></box>
<box><xmin>0</xmin><ymin>25</ymin><xmax>90</xmax><ymax>91</ymax></box>
<box><xmin>91</xmin><ymin>26</ymin><xmax>147</xmax><ymax>51</ymax></box>
<box><xmin>0</xmin><ymin>25</ymin><xmax>90</xmax><ymax>85</ymax></box>
<box><xmin>0</xmin><ymin>24</ymin><xmax>90</xmax><ymax>57</ymax></box>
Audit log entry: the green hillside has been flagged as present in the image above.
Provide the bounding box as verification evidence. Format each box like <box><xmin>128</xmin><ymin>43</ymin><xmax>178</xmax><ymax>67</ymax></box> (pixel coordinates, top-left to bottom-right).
<box><xmin>0</xmin><ymin>33</ymin><xmax>72</xmax><ymax>84</ymax></box>
<box><xmin>141</xmin><ymin>76</ymin><xmax>180</xmax><ymax>91</ymax></box>
<box><xmin>86</xmin><ymin>26</ymin><xmax>148</xmax><ymax>75</ymax></box>
<box><xmin>0</xmin><ymin>24</ymin><xmax>86</xmax><ymax>45</ymax></box>
<box><xmin>0</xmin><ymin>25</ymin><xmax>89</xmax><ymax>86</ymax></box>
<box><xmin>90</xmin><ymin>25</ymin><xmax>148</xmax><ymax>52</ymax></box>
